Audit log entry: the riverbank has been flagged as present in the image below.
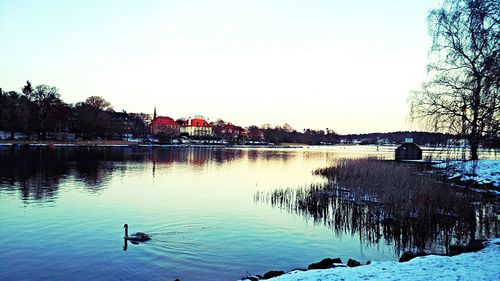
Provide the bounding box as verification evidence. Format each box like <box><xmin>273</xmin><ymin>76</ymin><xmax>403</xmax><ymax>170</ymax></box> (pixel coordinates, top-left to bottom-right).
<box><xmin>254</xmin><ymin>238</ymin><xmax>500</xmax><ymax>280</ymax></box>
<box><xmin>0</xmin><ymin>139</ymin><xmax>136</xmax><ymax>146</ymax></box>
<box><xmin>433</xmin><ymin>160</ymin><xmax>500</xmax><ymax>193</ymax></box>
<box><xmin>0</xmin><ymin>140</ymin><xmax>295</xmax><ymax>149</ymax></box>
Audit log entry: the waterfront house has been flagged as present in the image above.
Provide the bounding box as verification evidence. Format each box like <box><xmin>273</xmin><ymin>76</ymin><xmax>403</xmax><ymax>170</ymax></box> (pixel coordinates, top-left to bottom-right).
<box><xmin>149</xmin><ymin>116</ymin><xmax>180</xmax><ymax>136</ymax></box>
<box><xmin>109</xmin><ymin>111</ymin><xmax>136</xmax><ymax>138</ymax></box>
<box><xmin>180</xmin><ymin>116</ymin><xmax>213</xmax><ymax>137</ymax></box>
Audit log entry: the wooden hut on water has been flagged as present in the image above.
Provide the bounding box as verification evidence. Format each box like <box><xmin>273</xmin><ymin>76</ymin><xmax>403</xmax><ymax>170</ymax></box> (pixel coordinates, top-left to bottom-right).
<box><xmin>395</xmin><ymin>138</ymin><xmax>422</xmax><ymax>161</ymax></box>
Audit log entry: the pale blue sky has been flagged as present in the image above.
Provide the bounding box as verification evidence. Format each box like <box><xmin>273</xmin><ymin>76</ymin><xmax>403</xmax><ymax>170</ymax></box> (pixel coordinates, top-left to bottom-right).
<box><xmin>0</xmin><ymin>0</ymin><xmax>441</xmax><ymax>133</ymax></box>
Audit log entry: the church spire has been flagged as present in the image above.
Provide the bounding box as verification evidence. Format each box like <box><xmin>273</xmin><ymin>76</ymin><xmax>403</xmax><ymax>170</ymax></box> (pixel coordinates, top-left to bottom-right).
<box><xmin>153</xmin><ymin>104</ymin><xmax>157</xmax><ymax>119</ymax></box>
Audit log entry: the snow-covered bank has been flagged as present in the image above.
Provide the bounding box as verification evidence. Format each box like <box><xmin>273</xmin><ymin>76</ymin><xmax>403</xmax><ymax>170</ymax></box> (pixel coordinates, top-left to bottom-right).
<box><xmin>434</xmin><ymin>160</ymin><xmax>500</xmax><ymax>190</ymax></box>
<box><xmin>264</xmin><ymin>239</ymin><xmax>500</xmax><ymax>281</ymax></box>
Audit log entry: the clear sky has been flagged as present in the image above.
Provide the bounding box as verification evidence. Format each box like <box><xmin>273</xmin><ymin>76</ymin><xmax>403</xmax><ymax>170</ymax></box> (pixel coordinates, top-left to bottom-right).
<box><xmin>0</xmin><ymin>0</ymin><xmax>441</xmax><ymax>134</ymax></box>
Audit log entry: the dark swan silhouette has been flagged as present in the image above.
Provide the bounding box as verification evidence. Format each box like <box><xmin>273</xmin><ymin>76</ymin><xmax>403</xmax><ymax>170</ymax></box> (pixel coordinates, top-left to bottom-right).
<box><xmin>123</xmin><ymin>224</ymin><xmax>151</xmax><ymax>242</ymax></box>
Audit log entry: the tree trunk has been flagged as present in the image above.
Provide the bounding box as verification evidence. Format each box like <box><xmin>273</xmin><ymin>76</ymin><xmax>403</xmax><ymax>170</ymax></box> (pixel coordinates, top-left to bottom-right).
<box><xmin>470</xmin><ymin>83</ymin><xmax>481</xmax><ymax>161</ymax></box>
<box><xmin>470</xmin><ymin>137</ymin><xmax>479</xmax><ymax>160</ymax></box>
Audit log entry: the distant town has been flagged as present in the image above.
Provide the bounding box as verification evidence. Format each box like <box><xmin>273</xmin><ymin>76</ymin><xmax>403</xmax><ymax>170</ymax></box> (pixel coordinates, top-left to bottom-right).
<box><xmin>1</xmin><ymin>81</ymin><xmax>456</xmax><ymax>146</ymax></box>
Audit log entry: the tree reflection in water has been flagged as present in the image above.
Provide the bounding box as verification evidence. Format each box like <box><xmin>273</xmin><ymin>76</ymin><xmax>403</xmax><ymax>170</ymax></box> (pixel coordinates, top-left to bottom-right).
<box><xmin>0</xmin><ymin>146</ymin><xmax>249</xmax><ymax>203</ymax></box>
<box><xmin>256</xmin><ymin>158</ymin><xmax>498</xmax><ymax>255</ymax></box>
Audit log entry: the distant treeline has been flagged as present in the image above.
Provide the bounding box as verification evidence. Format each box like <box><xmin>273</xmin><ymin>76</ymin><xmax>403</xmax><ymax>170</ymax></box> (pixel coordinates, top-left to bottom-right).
<box><xmin>0</xmin><ymin>81</ymin><xmax>486</xmax><ymax>146</ymax></box>
<box><xmin>260</xmin><ymin>130</ymin><xmax>457</xmax><ymax>146</ymax></box>
<box><xmin>340</xmin><ymin>131</ymin><xmax>456</xmax><ymax>146</ymax></box>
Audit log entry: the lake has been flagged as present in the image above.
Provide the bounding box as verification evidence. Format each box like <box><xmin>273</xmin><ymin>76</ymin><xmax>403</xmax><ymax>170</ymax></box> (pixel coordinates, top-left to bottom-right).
<box><xmin>0</xmin><ymin>145</ymin><xmax>497</xmax><ymax>280</ymax></box>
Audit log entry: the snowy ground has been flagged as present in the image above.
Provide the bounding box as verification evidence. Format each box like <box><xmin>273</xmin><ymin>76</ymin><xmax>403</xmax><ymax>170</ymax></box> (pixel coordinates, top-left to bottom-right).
<box><xmin>263</xmin><ymin>239</ymin><xmax>500</xmax><ymax>281</ymax></box>
<box><xmin>433</xmin><ymin>160</ymin><xmax>500</xmax><ymax>191</ymax></box>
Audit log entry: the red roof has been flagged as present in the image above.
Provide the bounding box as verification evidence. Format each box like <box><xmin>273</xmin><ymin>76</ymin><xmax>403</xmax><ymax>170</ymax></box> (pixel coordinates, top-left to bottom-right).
<box><xmin>151</xmin><ymin>116</ymin><xmax>179</xmax><ymax>126</ymax></box>
<box><xmin>190</xmin><ymin>118</ymin><xmax>210</xmax><ymax>127</ymax></box>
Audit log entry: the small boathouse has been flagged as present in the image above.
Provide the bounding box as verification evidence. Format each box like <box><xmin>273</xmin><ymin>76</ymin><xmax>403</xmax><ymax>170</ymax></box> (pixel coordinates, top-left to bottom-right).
<box><xmin>395</xmin><ymin>138</ymin><xmax>422</xmax><ymax>161</ymax></box>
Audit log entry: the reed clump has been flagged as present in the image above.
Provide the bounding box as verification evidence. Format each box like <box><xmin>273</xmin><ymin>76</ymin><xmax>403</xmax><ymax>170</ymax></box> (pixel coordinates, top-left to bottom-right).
<box><xmin>314</xmin><ymin>158</ymin><xmax>458</xmax><ymax>215</ymax></box>
<box><xmin>257</xmin><ymin>158</ymin><xmax>498</xmax><ymax>254</ymax></box>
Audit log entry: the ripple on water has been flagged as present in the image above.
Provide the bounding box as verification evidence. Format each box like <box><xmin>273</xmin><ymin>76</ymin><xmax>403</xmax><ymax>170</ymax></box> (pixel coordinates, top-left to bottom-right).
<box><xmin>1</xmin><ymin>147</ymin><xmax>497</xmax><ymax>281</ymax></box>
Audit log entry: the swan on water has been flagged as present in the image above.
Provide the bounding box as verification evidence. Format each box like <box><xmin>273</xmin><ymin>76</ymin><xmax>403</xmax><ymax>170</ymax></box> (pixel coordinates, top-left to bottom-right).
<box><xmin>123</xmin><ymin>224</ymin><xmax>151</xmax><ymax>242</ymax></box>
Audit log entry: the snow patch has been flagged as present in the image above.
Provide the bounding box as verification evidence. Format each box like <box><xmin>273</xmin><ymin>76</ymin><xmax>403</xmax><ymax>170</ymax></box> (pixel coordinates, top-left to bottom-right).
<box><xmin>263</xmin><ymin>239</ymin><xmax>500</xmax><ymax>281</ymax></box>
<box><xmin>434</xmin><ymin>160</ymin><xmax>500</xmax><ymax>190</ymax></box>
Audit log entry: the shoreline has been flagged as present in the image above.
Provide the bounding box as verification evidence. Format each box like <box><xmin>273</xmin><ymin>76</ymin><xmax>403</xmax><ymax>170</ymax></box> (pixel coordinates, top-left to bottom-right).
<box><xmin>0</xmin><ymin>140</ymin><xmax>296</xmax><ymax>149</ymax></box>
<box><xmin>244</xmin><ymin>238</ymin><xmax>500</xmax><ymax>281</ymax></box>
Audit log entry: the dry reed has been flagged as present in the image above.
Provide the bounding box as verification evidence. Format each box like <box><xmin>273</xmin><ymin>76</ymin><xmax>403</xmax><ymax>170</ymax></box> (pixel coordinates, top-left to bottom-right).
<box><xmin>256</xmin><ymin>158</ymin><xmax>498</xmax><ymax>254</ymax></box>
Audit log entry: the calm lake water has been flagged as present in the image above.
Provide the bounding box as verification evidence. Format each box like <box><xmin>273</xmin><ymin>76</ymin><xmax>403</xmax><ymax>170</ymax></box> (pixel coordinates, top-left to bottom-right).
<box><xmin>0</xmin><ymin>145</ymin><xmax>497</xmax><ymax>280</ymax></box>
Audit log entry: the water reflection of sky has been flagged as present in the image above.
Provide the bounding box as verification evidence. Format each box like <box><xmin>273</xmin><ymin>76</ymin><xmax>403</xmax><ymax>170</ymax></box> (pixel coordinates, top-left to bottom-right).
<box><xmin>0</xmin><ymin>146</ymin><xmax>497</xmax><ymax>281</ymax></box>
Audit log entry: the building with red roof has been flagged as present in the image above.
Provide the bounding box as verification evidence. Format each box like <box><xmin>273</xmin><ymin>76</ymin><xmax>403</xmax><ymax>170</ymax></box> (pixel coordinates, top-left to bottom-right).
<box><xmin>180</xmin><ymin>115</ymin><xmax>213</xmax><ymax>137</ymax></box>
<box><xmin>149</xmin><ymin>116</ymin><xmax>180</xmax><ymax>136</ymax></box>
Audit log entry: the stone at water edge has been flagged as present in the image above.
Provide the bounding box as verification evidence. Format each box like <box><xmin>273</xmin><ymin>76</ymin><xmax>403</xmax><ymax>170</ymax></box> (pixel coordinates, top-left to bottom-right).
<box><xmin>262</xmin><ymin>271</ymin><xmax>285</xmax><ymax>279</ymax></box>
<box><xmin>347</xmin><ymin>259</ymin><xmax>361</xmax><ymax>267</ymax></box>
<box><xmin>290</xmin><ymin>268</ymin><xmax>307</xmax><ymax>272</ymax></box>
<box><xmin>308</xmin><ymin>258</ymin><xmax>343</xmax><ymax>270</ymax></box>
<box><xmin>449</xmin><ymin>240</ymin><xmax>485</xmax><ymax>256</ymax></box>
<box><xmin>399</xmin><ymin>251</ymin><xmax>428</xmax><ymax>262</ymax></box>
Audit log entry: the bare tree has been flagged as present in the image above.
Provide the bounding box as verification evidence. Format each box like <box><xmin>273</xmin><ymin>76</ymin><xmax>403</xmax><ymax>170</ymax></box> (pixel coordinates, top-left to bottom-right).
<box><xmin>0</xmin><ymin>91</ymin><xmax>27</xmax><ymax>138</ymax></box>
<box><xmin>175</xmin><ymin>118</ymin><xmax>189</xmax><ymax>126</ymax></box>
<box><xmin>73</xmin><ymin>101</ymin><xmax>110</xmax><ymax>139</ymax></box>
<box><xmin>23</xmin><ymin>83</ymin><xmax>63</xmax><ymax>139</ymax></box>
<box><xmin>85</xmin><ymin>96</ymin><xmax>114</xmax><ymax>112</ymax></box>
<box><xmin>210</xmin><ymin>118</ymin><xmax>226</xmax><ymax>139</ymax></box>
<box><xmin>261</xmin><ymin>123</ymin><xmax>272</xmax><ymax>130</ymax></box>
<box><xmin>410</xmin><ymin>0</ymin><xmax>499</xmax><ymax>160</ymax></box>
<box><xmin>282</xmin><ymin>123</ymin><xmax>294</xmax><ymax>133</ymax></box>
<box><xmin>248</xmin><ymin>125</ymin><xmax>264</xmax><ymax>141</ymax></box>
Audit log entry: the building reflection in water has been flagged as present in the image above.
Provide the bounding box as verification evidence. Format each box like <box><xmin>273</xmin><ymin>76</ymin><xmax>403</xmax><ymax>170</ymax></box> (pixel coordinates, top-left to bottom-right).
<box><xmin>149</xmin><ymin>147</ymin><xmax>245</xmax><ymax>166</ymax></box>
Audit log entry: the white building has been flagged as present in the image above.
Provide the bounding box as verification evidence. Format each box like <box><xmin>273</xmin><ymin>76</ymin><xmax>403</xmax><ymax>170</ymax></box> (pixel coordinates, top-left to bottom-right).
<box><xmin>180</xmin><ymin>116</ymin><xmax>213</xmax><ymax>137</ymax></box>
